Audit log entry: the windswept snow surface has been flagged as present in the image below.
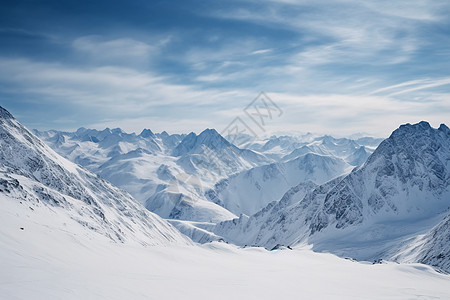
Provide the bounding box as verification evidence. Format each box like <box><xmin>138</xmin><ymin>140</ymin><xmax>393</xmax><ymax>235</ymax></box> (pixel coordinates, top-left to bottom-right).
<box><xmin>1</xmin><ymin>204</ymin><xmax>450</xmax><ymax>300</ymax></box>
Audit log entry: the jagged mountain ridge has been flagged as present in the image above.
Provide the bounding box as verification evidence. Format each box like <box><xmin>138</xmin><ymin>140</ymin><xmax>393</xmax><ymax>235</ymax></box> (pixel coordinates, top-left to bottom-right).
<box><xmin>36</xmin><ymin>125</ymin><xmax>378</xmax><ymax>225</ymax></box>
<box><xmin>246</xmin><ymin>134</ymin><xmax>382</xmax><ymax>165</ymax></box>
<box><xmin>0</xmin><ymin>106</ymin><xmax>191</xmax><ymax>246</ymax></box>
<box><xmin>211</xmin><ymin>121</ymin><xmax>450</xmax><ymax>271</ymax></box>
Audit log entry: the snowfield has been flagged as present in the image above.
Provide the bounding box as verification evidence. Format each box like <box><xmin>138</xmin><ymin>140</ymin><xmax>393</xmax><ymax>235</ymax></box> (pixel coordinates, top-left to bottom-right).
<box><xmin>2</xmin><ymin>202</ymin><xmax>450</xmax><ymax>300</ymax></box>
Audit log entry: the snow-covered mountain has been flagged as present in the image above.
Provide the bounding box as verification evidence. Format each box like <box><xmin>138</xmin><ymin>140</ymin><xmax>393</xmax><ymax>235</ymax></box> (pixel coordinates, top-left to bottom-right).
<box><xmin>241</xmin><ymin>133</ymin><xmax>382</xmax><ymax>166</ymax></box>
<box><xmin>205</xmin><ymin>153</ymin><xmax>351</xmax><ymax>216</ymax></box>
<box><xmin>36</xmin><ymin>127</ymin><xmax>274</xmax><ymax>223</ymax></box>
<box><xmin>280</xmin><ymin>135</ymin><xmax>381</xmax><ymax>166</ymax></box>
<box><xmin>173</xmin><ymin>128</ymin><xmax>271</xmax><ymax>180</ymax></box>
<box><xmin>144</xmin><ymin>129</ymin><xmax>274</xmax><ymax>223</ymax></box>
<box><xmin>212</xmin><ymin>122</ymin><xmax>450</xmax><ymax>271</ymax></box>
<box><xmin>33</xmin><ymin>127</ymin><xmax>184</xmax><ymax>170</ymax></box>
<box><xmin>36</xmin><ymin>125</ymin><xmax>378</xmax><ymax>225</ymax></box>
<box><xmin>0</xmin><ymin>106</ymin><xmax>191</xmax><ymax>246</ymax></box>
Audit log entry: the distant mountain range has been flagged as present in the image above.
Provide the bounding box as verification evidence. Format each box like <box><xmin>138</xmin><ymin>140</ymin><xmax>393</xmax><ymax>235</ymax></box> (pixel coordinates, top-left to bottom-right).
<box><xmin>34</xmin><ymin>124</ymin><xmax>381</xmax><ymax>224</ymax></box>
<box><xmin>23</xmin><ymin>107</ymin><xmax>450</xmax><ymax>272</ymax></box>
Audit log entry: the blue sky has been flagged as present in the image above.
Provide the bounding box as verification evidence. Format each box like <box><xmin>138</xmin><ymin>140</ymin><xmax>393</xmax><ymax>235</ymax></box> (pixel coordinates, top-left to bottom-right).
<box><xmin>1</xmin><ymin>0</ymin><xmax>449</xmax><ymax>137</ymax></box>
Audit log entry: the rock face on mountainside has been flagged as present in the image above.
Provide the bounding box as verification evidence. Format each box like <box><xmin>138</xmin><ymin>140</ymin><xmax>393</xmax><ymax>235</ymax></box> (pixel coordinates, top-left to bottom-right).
<box><xmin>312</xmin><ymin>121</ymin><xmax>450</xmax><ymax>231</ymax></box>
<box><xmin>0</xmin><ymin>106</ymin><xmax>191</xmax><ymax>246</ymax></box>
<box><xmin>213</xmin><ymin>122</ymin><xmax>450</xmax><ymax>271</ymax></box>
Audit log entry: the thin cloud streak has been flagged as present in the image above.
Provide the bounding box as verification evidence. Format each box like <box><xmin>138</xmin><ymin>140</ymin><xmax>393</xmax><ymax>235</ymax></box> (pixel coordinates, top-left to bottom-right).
<box><xmin>370</xmin><ymin>78</ymin><xmax>450</xmax><ymax>97</ymax></box>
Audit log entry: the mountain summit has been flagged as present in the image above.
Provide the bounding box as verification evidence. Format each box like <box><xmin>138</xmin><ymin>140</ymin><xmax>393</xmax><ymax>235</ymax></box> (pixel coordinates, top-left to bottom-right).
<box><xmin>172</xmin><ymin>128</ymin><xmax>236</xmax><ymax>157</ymax></box>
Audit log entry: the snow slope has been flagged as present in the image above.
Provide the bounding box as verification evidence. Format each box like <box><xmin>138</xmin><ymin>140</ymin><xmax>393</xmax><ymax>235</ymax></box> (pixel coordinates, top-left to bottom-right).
<box><xmin>0</xmin><ymin>106</ymin><xmax>191</xmax><ymax>246</ymax></box>
<box><xmin>2</xmin><ymin>205</ymin><xmax>450</xmax><ymax>300</ymax></box>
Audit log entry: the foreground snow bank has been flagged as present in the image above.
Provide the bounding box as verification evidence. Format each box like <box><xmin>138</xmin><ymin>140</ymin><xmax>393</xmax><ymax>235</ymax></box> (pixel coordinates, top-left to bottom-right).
<box><xmin>1</xmin><ymin>202</ymin><xmax>450</xmax><ymax>300</ymax></box>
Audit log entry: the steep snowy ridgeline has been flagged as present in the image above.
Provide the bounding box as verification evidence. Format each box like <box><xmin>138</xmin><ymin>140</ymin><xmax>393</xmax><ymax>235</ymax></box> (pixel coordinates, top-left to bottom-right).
<box><xmin>213</xmin><ymin>122</ymin><xmax>450</xmax><ymax>271</ymax></box>
<box><xmin>205</xmin><ymin>153</ymin><xmax>352</xmax><ymax>216</ymax></box>
<box><xmin>0</xmin><ymin>106</ymin><xmax>191</xmax><ymax>246</ymax></box>
<box><xmin>311</xmin><ymin>121</ymin><xmax>450</xmax><ymax>230</ymax></box>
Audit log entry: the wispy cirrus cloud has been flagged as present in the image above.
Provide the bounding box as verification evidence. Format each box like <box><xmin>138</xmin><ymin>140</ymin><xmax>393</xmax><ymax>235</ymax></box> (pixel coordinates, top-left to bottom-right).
<box><xmin>0</xmin><ymin>58</ymin><xmax>242</xmax><ymax>112</ymax></box>
<box><xmin>207</xmin><ymin>1</ymin><xmax>426</xmax><ymax>67</ymax></box>
<box><xmin>371</xmin><ymin>78</ymin><xmax>450</xmax><ymax>97</ymax></box>
<box><xmin>72</xmin><ymin>36</ymin><xmax>154</xmax><ymax>62</ymax></box>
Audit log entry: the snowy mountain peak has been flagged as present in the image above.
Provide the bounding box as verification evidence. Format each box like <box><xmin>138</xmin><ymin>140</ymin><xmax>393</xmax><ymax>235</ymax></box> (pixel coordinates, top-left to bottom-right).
<box><xmin>439</xmin><ymin>123</ymin><xmax>450</xmax><ymax>134</ymax></box>
<box><xmin>200</xmin><ymin>128</ymin><xmax>220</xmax><ymax>136</ymax></box>
<box><xmin>111</xmin><ymin>128</ymin><xmax>124</xmax><ymax>135</ymax></box>
<box><xmin>140</xmin><ymin>128</ymin><xmax>155</xmax><ymax>138</ymax></box>
<box><xmin>159</xmin><ymin>130</ymin><xmax>169</xmax><ymax>137</ymax></box>
<box><xmin>172</xmin><ymin>128</ymin><xmax>235</xmax><ymax>157</ymax></box>
<box><xmin>197</xmin><ymin>128</ymin><xmax>233</xmax><ymax>148</ymax></box>
<box><xmin>75</xmin><ymin>127</ymin><xmax>88</xmax><ymax>134</ymax></box>
<box><xmin>321</xmin><ymin>121</ymin><xmax>450</xmax><ymax>231</ymax></box>
<box><xmin>391</xmin><ymin>121</ymin><xmax>433</xmax><ymax>137</ymax></box>
<box><xmin>368</xmin><ymin>121</ymin><xmax>448</xmax><ymax>166</ymax></box>
<box><xmin>0</xmin><ymin>106</ymin><xmax>14</xmax><ymax>119</ymax></box>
